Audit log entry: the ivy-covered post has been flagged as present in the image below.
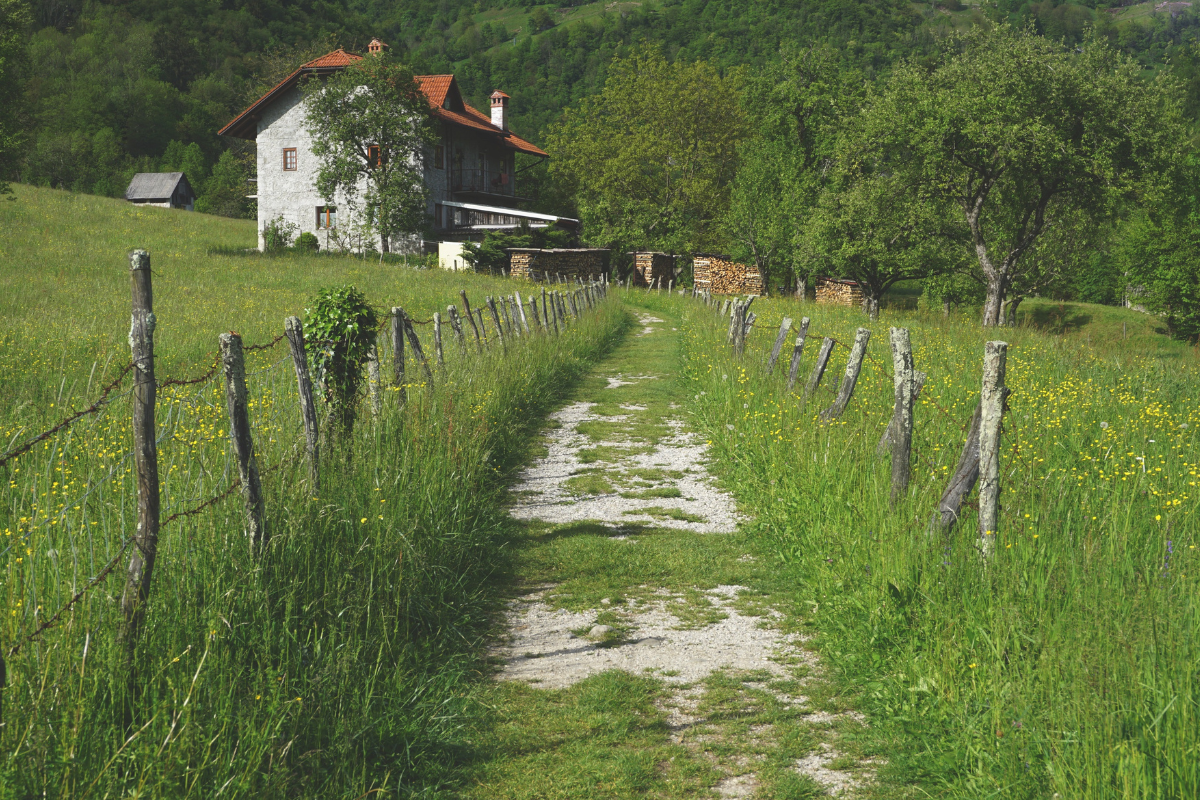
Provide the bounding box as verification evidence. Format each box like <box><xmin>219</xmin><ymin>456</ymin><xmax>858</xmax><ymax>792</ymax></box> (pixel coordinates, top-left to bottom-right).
<box><xmin>306</xmin><ymin>285</ymin><xmax>379</xmax><ymax>438</ymax></box>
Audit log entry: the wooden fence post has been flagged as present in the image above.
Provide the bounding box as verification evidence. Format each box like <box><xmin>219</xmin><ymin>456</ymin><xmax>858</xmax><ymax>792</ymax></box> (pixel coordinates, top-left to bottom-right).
<box><xmin>786</xmin><ymin>317</ymin><xmax>811</xmax><ymax>392</ymax></box>
<box><xmin>366</xmin><ymin>341</ymin><xmax>381</xmax><ymax>419</ymax></box>
<box><xmin>888</xmin><ymin>328</ymin><xmax>914</xmax><ymax>506</ymax></box>
<box><xmin>390</xmin><ymin>307</ymin><xmax>406</xmax><ymax>404</ymax></box>
<box><xmin>878</xmin><ymin>372</ymin><xmax>926</xmax><ymax>456</ymax></box>
<box><xmin>766</xmin><ymin>317</ymin><xmax>793</xmax><ymax>375</ymax></box>
<box><xmin>433</xmin><ymin>312</ymin><xmax>445</xmax><ymax>366</ymax></box>
<box><xmin>119</xmin><ymin>249</ymin><xmax>160</xmax><ymax>648</ymax></box>
<box><xmin>447</xmin><ymin>305</ymin><xmax>466</xmax><ymax>353</ymax></box>
<box><xmin>805</xmin><ymin>338</ymin><xmax>835</xmax><ymax>398</ymax></box>
<box><xmin>460</xmin><ymin>290</ymin><xmax>482</xmax><ymax>350</ymax></box>
<box><xmin>932</xmin><ymin>402</ymin><xmax>983</xmax><ymax>533</ymax></box>
<box><xmin>403</xmin><ymin>312</ymin><xmax>434</xmax><ymax>382</ymax></box>
<box><xmin>978</xmin><ymin>341</ymin><xmax>1008</xmax><ymax>554</ymax></box>
<box><xmin>284</xmin><ymin>316</ymin><xmax>319</xmax><ymax>492</ymax></box>
<box><xmin>541</xmin><ymin>287</ymin><xmax>550</xmax><ymax>333</ymax></box>
<box><xmin>486</xmin><ymin>297</ymin><xmax>506</xmax><ymax>352</ymax></box>
<box><xmin>820</xmin><ymin>328</ymin><xmax>870</xmax><ymax>421</ymax></box>
<box><xmin>475</xmin><ymin>308</ymin><xmax>489</xmax><ymax>344</ymax></box>
<box><xmin>502</xmin><ymin>296</ymin><xmax>516</xmax><ymax>336</ymax></box>
<box><xmin>515</xmin><ymin>293</ymin><xmax>531</xmax><ymax>334</ymax></box>
<box><xmin>219</xmin><ymin>332</ymin><xmax>266</xmax><ymax>549</ymax></box>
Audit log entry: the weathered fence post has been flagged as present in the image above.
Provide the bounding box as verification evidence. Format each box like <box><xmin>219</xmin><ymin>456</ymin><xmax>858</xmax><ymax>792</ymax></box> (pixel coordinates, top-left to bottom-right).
<box><xmin>541</xmin><ymin>287</ymin><xmax>550</xmax><ymax>333</ymax></box>
<box><xmin>888</xmin><ymin>328</ymin><xmax>914</xmax><ymax>506</ymax></box>
<box><xmin>486</xmin><ymin>297</ymin><xmax>506</xmax><ymax>352</ymax></box>
<box><xmin>403</xmin><ymin>313</ymin><xmax>434</xmax><ymax>382</ymax></box>
<box><xmin>284</xmin><ymin>316</ymin><xmax>319</xmax><ymax>492</ymax></box>
<box><xmin>219</xmin><ymin>332</ymin><xmax>266</xmax><ymax>548</ymax></box>
<box><xmin>820</xmin><ymin>328</ymin><xmax>870</xmax><ymax>421</ymax></box>
<box><xmin>668</xmin><ymin>279</ymin><xmax>674</xmax><ymax>294</ymax></box>
<box><xmin>475</xmin><ymin>308</ymin><xmax>489</xmax><ymax>344</ymax></box>
<box><xmin>932</xmin><ymin>402</ymin><xmax>983</xmax><ymax>533</ymax></box>
<box><xmin>805</xmin><ymin>338</ymin><xmax>835</xmax><ymax>398</ymax></box>
<box><xmin>447</xmin><ymin>305</ymin><xmax>466</xmax><ymax>353</ymax></box>
<box><xmin>433</xmin><ymin>312</ymin><xmax>445</xmax><ymax>366</ymax></box>
<box><xmin>878</xmin><ymin>371</ymin><xmax>926</xmax><ymax>456</ymax></box>
<box><xmin>978</xmin><ymin>341</ymin><xmax>1008</xmax><ymax>555</ymax></box>
<box><xmin>502</xmin><ymin>296</ymin><xmax>516</xmax><ymax>336</ymax></box>
<box><xmin>515</xmin><ymin>293</ymin><xmax>531</xmax><ymax>334</ymax></box>
<box><xmin>786</xmin><ymin>317</ymin><xmax>811</xmax><ymax>392</ymax></box>
<box><xmin>460</xmin><ymin>290</ymin><xmax>482</xmax><ymax>350</ymax></box>
<box><xmin>366</xmin><ymin>341</ymin><xmax>381</xmax><ymax>419</ymax></box>
<box><xmin>120</xmin><ymin>249</ymin><xmax>160</xmax><ymax>648</ymax></box>
<box><xmin>766</xmin><ymin>317</ymin><xmax>792</xmax><ymax>374</ymax></box>
<box><xmin>391</xmin><ymin>307</ymin><xmax>407</xmax><ymax>403</ymax></box>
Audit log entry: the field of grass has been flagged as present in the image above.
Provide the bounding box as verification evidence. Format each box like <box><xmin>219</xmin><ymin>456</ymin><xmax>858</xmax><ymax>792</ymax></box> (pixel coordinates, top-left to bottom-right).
<box><xmin>0</xmin><ymin>185</ymin><xmax>629</xmax><ymax>796</ymax></box>
<box><xmin>681</xmin><ymin>293</ymin><xmax>1199</xmax><ymax>797</ymax></box>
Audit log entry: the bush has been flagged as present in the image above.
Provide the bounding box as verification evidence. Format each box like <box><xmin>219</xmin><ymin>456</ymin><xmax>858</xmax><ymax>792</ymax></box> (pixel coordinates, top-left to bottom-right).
<box><xmin>263</xmin><ymin>215</ymin><xmax>298</xmax><ymax>252</ymax></box>
<box><xmin>304</xmin><ymin>285</ymin><xmax>379</xmax><ymax>435</ymax></box>
<box><xmin>296</xmin><ymin>231</ymin><xmax>320</xmax><ymax>252</ymax></box>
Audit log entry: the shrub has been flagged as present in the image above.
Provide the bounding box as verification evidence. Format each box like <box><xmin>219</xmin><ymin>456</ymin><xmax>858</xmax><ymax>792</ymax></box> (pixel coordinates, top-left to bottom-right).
<box><xmin>263</xmin><ymin>215</ymin><xmax>298</xmax><ymax>252</ymax></box>
<box><xmin>304</xmin><ymin>285</ymin><xmax>379</xmax><ymax>436</ymax></box>
<box><xmin>296</xmin><ymin>231</ymin><xmax>320</xmax><ymax>252</ymax></box>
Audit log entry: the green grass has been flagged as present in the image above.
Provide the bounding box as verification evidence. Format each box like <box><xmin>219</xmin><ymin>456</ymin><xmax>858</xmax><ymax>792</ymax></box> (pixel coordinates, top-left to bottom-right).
<box><xmin>0</xmin><ymin>185</ymin><xmax>629</xmax><ymax>797</ymax></box>
<box><xmin>681</xmin><ymin>290</ymin><xmax>1200</xmax><ymax>798</ymax></box>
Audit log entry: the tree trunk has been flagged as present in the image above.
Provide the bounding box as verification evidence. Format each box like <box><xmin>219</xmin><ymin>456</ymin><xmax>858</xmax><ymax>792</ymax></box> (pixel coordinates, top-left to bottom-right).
<box><xmin>943</xmin><ymin>299</ymin><xmax>951</xmax><ymax>317</ymax></box>
<box><xmin>795</xmin><ymin>277</ymin><xmax>806</xmax><ymax>301</ymax></box>
<box><xmin>982</xmin><ymin>274</ymin><xmax>1004</xmax><ymax>327</ymax></box>
<box><xmin>867</xmin><ymin>295</ymin><xmax>880</xmax><ymax>322</ymax></box>
<box><xmin>1007</xmin><ymin>296</ymin><xmax>1023</xmax><ymax>327</ymax></box>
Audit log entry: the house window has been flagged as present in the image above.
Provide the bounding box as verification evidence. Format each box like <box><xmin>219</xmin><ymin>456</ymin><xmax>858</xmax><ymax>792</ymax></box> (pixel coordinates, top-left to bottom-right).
<box><xmin>434</xmin><ymin>145</ymin><xmax>445</xmax><ymax>169</ymax></box>
<box><xmin>368</xmin><ymin>145</ymin><xmax>382</xmax><ymax>168</ymax></box>
<box><xmin>317</xmin><ymin>206</ymin><xmax>337</xmax><ymax>229</ymax></box>
<box><xmin>434</xmin><ymin>203</ymin><xmax>443</xmax><ymax>228</ymax></box>
<box><xmin>283</xmin><ymin>148</ymin><xmax>297</xmax><ymax>171</ymax></box>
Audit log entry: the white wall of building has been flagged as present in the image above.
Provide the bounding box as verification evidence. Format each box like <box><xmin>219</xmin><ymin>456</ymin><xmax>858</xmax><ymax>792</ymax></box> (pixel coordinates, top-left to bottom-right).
<box><xmin>438</xmin><ymin>241</ymin><xmax>467</xmax><ymax>270</ymax></box>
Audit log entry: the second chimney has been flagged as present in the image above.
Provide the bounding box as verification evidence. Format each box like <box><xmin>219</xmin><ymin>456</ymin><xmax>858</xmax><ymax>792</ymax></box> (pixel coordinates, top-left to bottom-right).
<box><xmin>490</xmin><ymin>91</ymin><xmax>509</xmax><ymax>131</ymax></box>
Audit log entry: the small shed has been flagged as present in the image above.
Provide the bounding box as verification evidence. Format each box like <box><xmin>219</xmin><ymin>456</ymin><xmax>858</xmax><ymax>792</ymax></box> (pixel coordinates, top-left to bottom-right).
<box><xmin>125</xmin><ymin>172</ymin><xmax>196</xmax><ymax>211</ymax></box>
<box><xmin>628</xmin><ymin>252</ymin><xmax>674</xmax><ymax>287</ymax></box>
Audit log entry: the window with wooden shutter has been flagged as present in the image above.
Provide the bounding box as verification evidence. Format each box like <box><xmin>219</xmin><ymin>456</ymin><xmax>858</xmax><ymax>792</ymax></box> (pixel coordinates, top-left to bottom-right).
<box><xmin>316</xmin><ymin>206</ymin><xmax>337</xmax><ymax>229</ymax></box>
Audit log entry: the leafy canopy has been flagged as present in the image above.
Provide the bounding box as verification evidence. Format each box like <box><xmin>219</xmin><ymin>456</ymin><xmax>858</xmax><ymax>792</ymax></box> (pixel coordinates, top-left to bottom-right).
<box><xmin>547</xmin><ymin>47</ymin><xmax>749</xmax><ymax>261</ymax></box>
<box><xmin>304</xmin><ymin>53</ymin><xmax>434</xmax><ymax>251</ymax></box>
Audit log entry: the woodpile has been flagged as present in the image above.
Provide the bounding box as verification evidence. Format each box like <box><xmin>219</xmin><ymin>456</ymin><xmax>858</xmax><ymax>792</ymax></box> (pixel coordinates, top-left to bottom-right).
<box><xmin>693</xmin><ymin>254</ymin><xmax>764</xmax><ymax>295</ymax></box>
<box><xmin>507</xmin><ymin>248</ymin><xmax>611</xmax><ymax>280</ymax></box>
<box><xmin>629</xmin><ymin>251</ymin><xmax>674</xmax><ymax>287</ymax></box>
<box><xmin>815</xmin><ymin>278</ymin><xmax>864</xmax><ymax>307</ymax></box>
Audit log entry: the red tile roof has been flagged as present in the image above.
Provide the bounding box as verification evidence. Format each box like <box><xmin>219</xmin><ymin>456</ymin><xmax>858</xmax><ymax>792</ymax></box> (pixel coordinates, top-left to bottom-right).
<box><xmin>218</xmin><ymin>52</ymin><xmax>547</xmax><ymax>157</ymax></box>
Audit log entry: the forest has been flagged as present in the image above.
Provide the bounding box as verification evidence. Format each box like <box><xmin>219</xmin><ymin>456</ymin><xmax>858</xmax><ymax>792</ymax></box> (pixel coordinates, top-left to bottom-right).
<box><xmin>1</xmin><ymin>0</ymin><xmax>1199</xmax><ymax>334</ymax></box>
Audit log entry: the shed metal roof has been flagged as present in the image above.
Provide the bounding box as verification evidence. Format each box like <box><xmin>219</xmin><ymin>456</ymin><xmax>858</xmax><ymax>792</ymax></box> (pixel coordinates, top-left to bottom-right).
<box><xmin>125</xmin><ymin>172</ymin><xmax>192</xmax><ymax>201</ymax></box>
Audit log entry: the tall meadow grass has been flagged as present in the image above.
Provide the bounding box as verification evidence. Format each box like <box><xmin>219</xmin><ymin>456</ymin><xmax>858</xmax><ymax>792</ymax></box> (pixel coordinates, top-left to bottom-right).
<box><xmin>681</xmin><ymin>295</ymin><xmax>1199</xmax><ymax>798</ymax></box>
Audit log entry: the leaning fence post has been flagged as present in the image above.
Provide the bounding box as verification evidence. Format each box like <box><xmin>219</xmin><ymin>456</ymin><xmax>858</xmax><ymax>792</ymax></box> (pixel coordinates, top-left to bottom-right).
<box><xmin>284</xmin><ymin>316</ymin><xmax>319</xmax><ymax>492</ymax></box>
<box><xmin>515</xmin><ymin>293</ymin><xmax>531</xmax><ymax>334</ymax></box>
<box><xmin>475</xmin><ymin>308</ymin><xmax>490</xmax><ymax>344</ymax></box>
<box><xmin>978</xmin><ymin>341</ymin><xmax>1008</xmax><ymax>554</ymax></box>
<box><xmin>447</xmin><ymin>305</ymin><xmax>466</xmax><ymax>353</ymax></box>
<box><xmin>932</xmin><ymin>402</ymin><xmax>983</xmax><ymax>533</ymax></box>
<box><xmin>403</xmin><ymin>312</ymin><xmax>434</xmax><ymax>382</ymax></box>
<box><xmin>766</xmin><ymin>317</ymin><xmax>792</xmax><ymax>374</ymax></box>
<box><xmin>460</xmin><ymin>290</ymin><xmax>482</xmax><ymax>350</ymax></box>
<box><xmin>390</xmin><ymin>308</ymin><xmax>406</xmax><ymax>404</ymax></box>
<box><xmin>219</xmin><ymin>332</ymin><xmax>266</xmax><ymax>549</ymax></box>
<box><xmin>820</xmin><ymin>328</ymin><xmax>870</xmax><ymax>421</ymax></box>
<box><xmin>888</xmin><ymin>328</ymin><xmax>914</xmax><ymax>506</ymax></box>
<box><xmin>786</xmin><ymin>317</ymin><xmax>811</xmax><ymax>392</ymax></box>
<box><xmin>366</xmin><ymin>341</ymin><xmax>381</xmax><ymax>419</ymax></box>
<box><xmin>486</xmin><ymin>297</ymin><xmax>506</xmax><ymax>352</ymax></box>
<box><xmin>119</xmin><ymin>249</ymin><xmax>160</xmax><ymax>648</ymax></box>
<box><xmin>433</xmin><ymin>312</ymin><xmax>445</xmax><ymax>366</ymax></box>
<box><xmin>805</xmin><ymin>338</ymin><xmax>835</xmax><ymax>398</ymax></box>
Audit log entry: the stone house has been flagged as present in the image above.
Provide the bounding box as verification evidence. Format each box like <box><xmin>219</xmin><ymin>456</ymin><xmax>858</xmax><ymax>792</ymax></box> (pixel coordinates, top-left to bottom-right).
<box><xmin>218</xmin><ymin>41</ymin><xmax>576</xmax><ymax>252</ymax></box>
<box><xmin>125</xmin><ymin>172</ymin><xmax>196</xmax><ymax>210</ymax></box>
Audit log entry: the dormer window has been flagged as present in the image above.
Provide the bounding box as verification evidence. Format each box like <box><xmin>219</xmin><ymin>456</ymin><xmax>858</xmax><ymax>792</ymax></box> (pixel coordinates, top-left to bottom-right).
<box><xmin>443</xmin><ymin>98</ymin><xmax>451</xmax><ymax>110</ymax></box>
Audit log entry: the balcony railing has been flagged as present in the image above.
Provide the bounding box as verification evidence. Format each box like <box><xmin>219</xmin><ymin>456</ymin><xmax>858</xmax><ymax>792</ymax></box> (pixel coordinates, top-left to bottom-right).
<box><xmin>450</xmin><ymin>168</ymin><xmax>515</xmax><ymax>197</ymax></box>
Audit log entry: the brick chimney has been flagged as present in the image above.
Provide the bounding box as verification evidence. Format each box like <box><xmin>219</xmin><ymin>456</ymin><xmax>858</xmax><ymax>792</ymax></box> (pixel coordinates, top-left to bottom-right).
<box><xmin>490</xmin><ymin>91</ymin><xmax>509</xmax><ymax>130</ymax></box>
<box><xmin>368</xmin><ymin>38</ymin><xmax>387</xmax><ymax>55</ymax></box>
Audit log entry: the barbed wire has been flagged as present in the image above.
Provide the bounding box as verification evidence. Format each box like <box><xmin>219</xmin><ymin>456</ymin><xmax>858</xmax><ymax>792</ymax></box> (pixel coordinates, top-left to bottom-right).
<box><xmin>0</xmin><ymin>362</ymin><xmax>135</xmax><ymax>469</ymax></box>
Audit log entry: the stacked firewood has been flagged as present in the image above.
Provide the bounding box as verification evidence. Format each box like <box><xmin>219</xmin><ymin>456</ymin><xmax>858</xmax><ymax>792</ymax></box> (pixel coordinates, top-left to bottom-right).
<box><xmin>815</xmin><ymin>278</ymin><xmax>864</xmax><ymax>307</ymax></box>
<box><xmin>695</xmin><ymin>255</ymin><xmax>764</xmax><ymax>295</ymax></box>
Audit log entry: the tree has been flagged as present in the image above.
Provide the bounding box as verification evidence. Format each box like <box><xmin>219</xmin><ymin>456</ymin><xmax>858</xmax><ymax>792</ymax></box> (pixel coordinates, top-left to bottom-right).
<box><xmin>546</xmin><ymin>47</ymin><xmax>748</xmax><ymax>263</ymax></box>
<box><xmin>304</xmin><ymin>52</ymin><xmax>433</xmax><ymax>253</ymax></box>
<box><xmin>865</xmin><ymin>26</ymin><xmax>1184</xmax><ymax>326</ymax></box>
<box><xmin>0</xmin><ymin>0</ymin><xmax>30</xmax><ymax>196</ymax></box>
<box><xmin>196</xmin><ymin>149</ymin><xmax>253</xmax><ymax>218</ymax></box>
<box><xmin>722</xmin><ymin>139</ymin><xmax>796</xmax><ymax>294</ymax></box>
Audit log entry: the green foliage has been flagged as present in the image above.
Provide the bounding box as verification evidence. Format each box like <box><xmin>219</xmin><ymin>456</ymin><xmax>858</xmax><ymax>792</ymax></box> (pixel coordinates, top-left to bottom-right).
<box><xmin>461</xmin><ymin>224</ymin><xmax>574</xmax><ymax>273</ymax></box>
<box><xmin>195</xmin><ymin>149</ymin><xmax>254</xmax><ymax>218</ymax></box>
<box><xmin>0</xmin><ymin>0</ymin><xmax>31</xmax><ymax>197</ymax></box>
<box><xmin>548</xmin><ymin>46</ymin><xmax>748</xmax><ymax>261</ymax></box>
<box><xmin>303</xmin><ymin>284</ymin><xmax>378</xmax><ymax>434</ymax></box>
<box><xmin>262</xmin><ymin>215</ymin><xmax>297</xmax><ymax>252</ymax></box>
<box><xmin>304</xmin><ymin>53</ymin><xmax>434</xmax><ymax>252</ymax></box>
<box><xmin>296</xmin><ymin>231</ymin><xmax>320</xmax><ymax>252</ymax></box>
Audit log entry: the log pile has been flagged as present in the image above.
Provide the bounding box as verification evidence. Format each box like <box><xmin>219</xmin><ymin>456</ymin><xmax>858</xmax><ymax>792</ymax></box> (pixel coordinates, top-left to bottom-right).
<box><xmin>508</xmin><ymin>248</ymin><xmax>611</xmax><ymax>281</ymax></box>
<box><xmin>629</xmin><ymin>251</ymin><xmax>674</xmax><ymax>287</ymax></box>
<box><xmin>815</xmin><ymin>278</ymin><xmax>864</xmax><ymax>307</ymax></box>
<box><xmin>694</xmin><ymin>254</ymin><xmax>764</xmax><ymax>295</ymax></box>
